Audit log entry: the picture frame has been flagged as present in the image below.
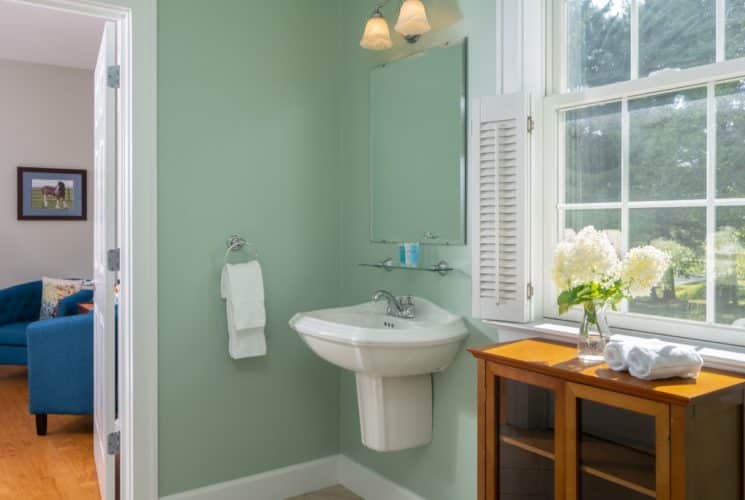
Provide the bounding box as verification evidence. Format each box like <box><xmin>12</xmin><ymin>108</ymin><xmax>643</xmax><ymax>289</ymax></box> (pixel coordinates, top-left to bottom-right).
<box><xmin>17</xmin><ymin>166</ymin><xmax>88</xmax><ymax>221</ymax></box>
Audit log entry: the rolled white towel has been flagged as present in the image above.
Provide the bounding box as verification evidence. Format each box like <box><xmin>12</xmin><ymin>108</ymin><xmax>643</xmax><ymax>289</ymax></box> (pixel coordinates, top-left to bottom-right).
<box><xmin>627</xmin><ymin>344</ymin><xmax>703</xmax><ymax>381</ymax></box>
<box><xmin>604</xmin><ymin>341</ymin><xmax>632</xmax><ymax>371</ymax></box>
<box><xmin>603</xmin><ymin>336</ymin><xmax>664</xmax><ymax>372</ymax></box>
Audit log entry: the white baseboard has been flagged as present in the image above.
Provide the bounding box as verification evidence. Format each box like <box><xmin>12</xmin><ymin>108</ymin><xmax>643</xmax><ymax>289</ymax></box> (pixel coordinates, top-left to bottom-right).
<box><xmin>160</xmin><ymin>455</ymin><xmax>339</xmax><ymax>500</ymax></box>
<box><xmin>337</xmin><ymin>455</ymin><xmax>426</xmax><ymax>500</ymax></box>
<box><xmin>160</xmin><ymin>454</ymin><xmax>426</xmax><ymax>500</ymax></box>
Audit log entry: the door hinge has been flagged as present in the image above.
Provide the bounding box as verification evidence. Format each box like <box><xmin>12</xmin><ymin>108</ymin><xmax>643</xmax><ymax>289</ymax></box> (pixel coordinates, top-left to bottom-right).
<box><xmin>107</xmin><ymin>65</ymin><xmax>120</xmax><ymax>89</ymax></box>
<box><xmin>527</xmin><ymin>115</ymin><xmax>535</xmax><ymax>134</ymax></box>
<box><xmin>107</xmin><ymin>249</ymin><xmax>120</xmax><ymax>272</ymax></box>
<box><xmin>527</xmin><ymin>282</ymin><xmax>535</xmax><ymax>300</ymax></box>
<box><xmin>107</xmin><ymin>431</ymin><xmax>120</xmax><ymax>455</ymax></box>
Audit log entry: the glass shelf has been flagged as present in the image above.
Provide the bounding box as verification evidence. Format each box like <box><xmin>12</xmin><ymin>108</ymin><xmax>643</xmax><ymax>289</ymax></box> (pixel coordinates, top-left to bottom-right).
<box><xmin>358</xmin><ymin>258</ymin><xmax>453</xmax><ymax>276</ymax></box>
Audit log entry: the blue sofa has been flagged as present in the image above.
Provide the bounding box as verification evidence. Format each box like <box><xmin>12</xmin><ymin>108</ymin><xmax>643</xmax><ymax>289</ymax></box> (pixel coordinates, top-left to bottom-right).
<box><xmin>0</xmin><ymin>281</ymin><xmax>92</xmax><ymax>366</ymax></box>
<box><xmin>27</xmin><ymin>312</ymin><xmax>93</xmax><ymax>435</ymax></box>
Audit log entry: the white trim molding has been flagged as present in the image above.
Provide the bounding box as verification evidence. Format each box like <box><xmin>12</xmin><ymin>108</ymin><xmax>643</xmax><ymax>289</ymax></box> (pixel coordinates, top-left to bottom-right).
<box><xmin>14</xmin><ymin>1</ymin><xmax>158</xmax><ymax>499</ymax></box>
<box><xmin>160</xmin><ymin>455</ymin><xmax>426</xmax><ymax>500</ymax></box>
<box><xmin>337</xmin><ymin>456</ymin><xmax>426</xmax><ymax>500</ymax></box>
<box><xmin>160</xmin><ymin>456</ymin><xmax>339</xmax><ymax>500</ymax></box>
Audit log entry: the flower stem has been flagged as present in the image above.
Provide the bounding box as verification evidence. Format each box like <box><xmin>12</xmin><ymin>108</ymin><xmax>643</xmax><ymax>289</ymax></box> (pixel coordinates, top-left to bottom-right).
<box><xmin>583</xmin><ymin>301</ymin><xmax>598</xmax><ymax>325</ymax></box>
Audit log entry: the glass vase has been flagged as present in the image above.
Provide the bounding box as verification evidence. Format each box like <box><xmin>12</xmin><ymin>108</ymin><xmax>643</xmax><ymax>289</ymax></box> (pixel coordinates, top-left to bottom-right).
<box><xmin>578</xmin><ymin>301</ymin><xmax>610</xmax><ymax>363</ymax></box>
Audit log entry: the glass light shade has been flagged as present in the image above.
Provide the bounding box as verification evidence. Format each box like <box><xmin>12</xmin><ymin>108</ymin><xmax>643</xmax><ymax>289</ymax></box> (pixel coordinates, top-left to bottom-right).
<box><xmin>360</xmin><ymin>13</ymin><xmax>394</xmax><ymax>50</ymax></box>
<box><xmin>394</xmin><ymin>0</ymin><xmax>431</xmax><ymax>37</ymax></box>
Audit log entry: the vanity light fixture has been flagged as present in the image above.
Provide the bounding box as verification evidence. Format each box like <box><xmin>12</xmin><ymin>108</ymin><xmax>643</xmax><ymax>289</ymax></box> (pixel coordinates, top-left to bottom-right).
<box><xmin>360</xmin><ymin>6</ymin><xmax>394</xmax><ymax>50</ymax></box>
<box><xmin>394</xmin><ymin>0</ymin><xmax>431</xmax><ymax>43</ymax></box>
<box><xmin>360</xmin><ymin>0</ymin><xmax>430</xmax><ymax>50</ymax></box>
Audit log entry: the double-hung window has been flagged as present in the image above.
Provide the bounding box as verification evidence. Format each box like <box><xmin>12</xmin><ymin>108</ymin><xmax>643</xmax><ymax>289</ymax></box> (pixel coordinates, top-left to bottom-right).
<box><xmin>543</xmin><ymin>0</ymin><xmax>745</xmax><ymax>345</ymax></box>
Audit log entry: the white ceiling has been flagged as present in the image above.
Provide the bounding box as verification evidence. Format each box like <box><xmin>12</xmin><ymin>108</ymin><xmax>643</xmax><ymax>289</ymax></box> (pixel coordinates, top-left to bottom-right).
<box><xmin>0</xmin><ymin>0</ymin><xmax>105</xmax><ymax>70</ymax></box>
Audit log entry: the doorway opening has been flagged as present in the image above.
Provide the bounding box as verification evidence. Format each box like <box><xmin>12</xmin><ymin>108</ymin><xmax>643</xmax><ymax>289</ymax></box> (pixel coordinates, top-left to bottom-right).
<box><xmin>0</xmin><ymin>1</ymin><xmax>136</xmax><ymax>498</ymax></box>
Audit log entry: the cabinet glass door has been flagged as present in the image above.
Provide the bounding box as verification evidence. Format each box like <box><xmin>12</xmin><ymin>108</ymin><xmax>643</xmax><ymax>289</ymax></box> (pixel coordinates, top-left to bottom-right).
<box><xmin>487</xmin><ymin>365</ymin><xmax>565</xmax><ymax>500</ymax></box>
<box><xmin>565</xmin><ymin>383</ymin><xmax>669</xmax><ymax>500</ymax></box>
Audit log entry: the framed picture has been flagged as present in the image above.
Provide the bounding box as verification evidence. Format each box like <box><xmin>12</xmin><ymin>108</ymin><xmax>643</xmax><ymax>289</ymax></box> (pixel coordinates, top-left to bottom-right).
<box><xmin>17</xmin><ymin>167</ymin><xmax>87</xmax><ymax>221</ymax></box>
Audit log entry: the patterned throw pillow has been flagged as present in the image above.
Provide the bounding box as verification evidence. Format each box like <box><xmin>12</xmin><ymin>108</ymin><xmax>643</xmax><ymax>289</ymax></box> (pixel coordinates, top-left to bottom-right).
<box><xmin>40</xmin><ymin>277</ymin><xmax>83</xmax><ymax>320</ymax></box>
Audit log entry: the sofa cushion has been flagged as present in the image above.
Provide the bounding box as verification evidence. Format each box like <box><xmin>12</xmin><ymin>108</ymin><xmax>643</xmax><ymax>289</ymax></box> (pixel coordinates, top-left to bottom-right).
<box><xmin>0</xmin><ymin>322</ymin><xmax>31</xmax><ymax>346</ymax></box>
<box><xmin>0</xmin><ymin>281</ymin><xmax>42</xmax><ymax>326</ymax></box>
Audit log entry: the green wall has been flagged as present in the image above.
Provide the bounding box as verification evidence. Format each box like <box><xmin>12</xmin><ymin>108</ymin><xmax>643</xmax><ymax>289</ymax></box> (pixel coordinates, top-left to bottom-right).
<box><xmin>157</xmin><ymin>0</ymin><xmax>501</xmax><ymax>497</ymax></box>
<box><xmin>336</xmin><ymin>0</ymin><xmax>498</xmax><ymax>499</ymax></box>
<box><xmin>157</xmin><ymin>1</ymin><xmax>343</xmax><ymax>495</ymax></box>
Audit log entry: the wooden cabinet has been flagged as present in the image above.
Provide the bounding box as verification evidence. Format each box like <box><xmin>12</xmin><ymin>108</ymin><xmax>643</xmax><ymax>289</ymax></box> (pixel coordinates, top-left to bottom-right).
<box><xmin>470</xmin><ymin>339</ymin><xmax>745</xmax><ymax>500</ymax></box>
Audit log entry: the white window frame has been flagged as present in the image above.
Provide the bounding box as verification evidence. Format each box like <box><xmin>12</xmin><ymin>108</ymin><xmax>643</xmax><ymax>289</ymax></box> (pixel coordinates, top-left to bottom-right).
<box><xmin>541</xmin><ymin>0</ymin><xmax>745</xmax><ymax>347</ymax></box>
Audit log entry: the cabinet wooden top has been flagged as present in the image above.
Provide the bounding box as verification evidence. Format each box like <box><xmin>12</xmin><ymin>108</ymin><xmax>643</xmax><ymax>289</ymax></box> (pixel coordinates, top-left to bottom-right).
<box><xmin>469</xmin><ymin>339</ymin><xmax>745</xmax><ymax>405</ymax></box>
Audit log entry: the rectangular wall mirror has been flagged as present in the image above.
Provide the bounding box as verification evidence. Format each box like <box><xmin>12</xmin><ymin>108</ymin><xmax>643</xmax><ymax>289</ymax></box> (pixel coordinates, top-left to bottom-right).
<box><xmin>369</xmin><ymin>40</ymin><xmax>467</xmax><ymax>245</ymax></box>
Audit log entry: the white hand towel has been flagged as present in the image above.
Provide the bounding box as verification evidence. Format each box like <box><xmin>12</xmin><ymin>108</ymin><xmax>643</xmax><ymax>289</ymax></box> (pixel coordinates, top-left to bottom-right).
<box><xmin>627</xmin><ymin>344</ymin><xmax>703</xmax><ymax>381</ymax></box>
<box><xmin>220</xmin><ymin>262</ymin><xmax>266</xmax><ymax>359</ymax></box>
<box><xmin>603</xmin><ymin>335</ymin><xmax>664</xmax><ymax>372</ymax></box>
<box><xmin>221</xmin><ymin>262</ymin><xmax>266</xmax><ymax>330</ymax></box>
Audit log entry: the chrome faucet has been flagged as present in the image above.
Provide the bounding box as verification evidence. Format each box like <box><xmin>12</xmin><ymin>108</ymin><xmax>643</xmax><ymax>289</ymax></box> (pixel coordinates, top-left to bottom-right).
<box><xmin>372</xmin><ymin>290</ymin><xmax>416</xmax><ymax>319</ymax></box>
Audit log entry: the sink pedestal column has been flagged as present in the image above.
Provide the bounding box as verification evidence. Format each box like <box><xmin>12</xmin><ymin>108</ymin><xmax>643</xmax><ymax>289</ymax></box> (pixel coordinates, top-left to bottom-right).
<box><xmin>355</xmin><ymin>373</ymin><xmax>432</xmax><ymax>452</ymax></box>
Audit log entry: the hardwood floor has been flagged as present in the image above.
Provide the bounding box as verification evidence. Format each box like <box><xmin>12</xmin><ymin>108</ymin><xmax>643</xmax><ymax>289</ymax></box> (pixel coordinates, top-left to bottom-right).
<box><xmin>0</xmin><ymin>365</ymin><xmax>99</xmax><ymax>500</ymax></box>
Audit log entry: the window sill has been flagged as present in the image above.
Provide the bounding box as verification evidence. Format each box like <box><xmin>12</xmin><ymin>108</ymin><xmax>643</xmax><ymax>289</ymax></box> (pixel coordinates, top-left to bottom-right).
<box><xmin>482</xmin><ymin>319</ymin><xmax>745</xmax><ymax>374</ymax></box>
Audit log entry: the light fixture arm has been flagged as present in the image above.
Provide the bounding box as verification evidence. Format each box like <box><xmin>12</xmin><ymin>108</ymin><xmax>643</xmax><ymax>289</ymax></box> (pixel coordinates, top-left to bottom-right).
<box><xmin>369</xmin><ymin>0</ymin><xmax>390</xmax><ymax>17</ymax></box>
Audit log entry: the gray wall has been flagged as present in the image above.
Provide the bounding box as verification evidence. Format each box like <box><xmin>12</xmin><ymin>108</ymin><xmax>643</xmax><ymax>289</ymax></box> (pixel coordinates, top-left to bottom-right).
<box><xmin>0</xmin><ymin>59</ymin><xmax>93</xmax><ymax>288</ymax></box>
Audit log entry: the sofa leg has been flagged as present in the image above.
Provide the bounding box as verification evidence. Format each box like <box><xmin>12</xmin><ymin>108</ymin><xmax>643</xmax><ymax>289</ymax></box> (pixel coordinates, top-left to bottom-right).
<box><xmin>35</xmin><ymin>414</ymin><xmax>47</xmax><ymax>436</ymax></box>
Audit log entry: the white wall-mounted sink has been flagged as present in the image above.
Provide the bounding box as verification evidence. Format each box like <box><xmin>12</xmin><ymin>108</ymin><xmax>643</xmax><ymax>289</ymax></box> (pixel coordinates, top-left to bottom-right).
<box><xmin>290</xmin><ymin>297</ymin><xmax>468</xmax><ymax>452</ymax></box>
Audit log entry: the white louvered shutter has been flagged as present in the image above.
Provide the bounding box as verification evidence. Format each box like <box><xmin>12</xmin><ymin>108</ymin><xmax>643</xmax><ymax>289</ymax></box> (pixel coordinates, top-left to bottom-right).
<box><xmin>470</xmin><ymin>93</ymin><xmax>532</xmax><ymax>323</ymax></box>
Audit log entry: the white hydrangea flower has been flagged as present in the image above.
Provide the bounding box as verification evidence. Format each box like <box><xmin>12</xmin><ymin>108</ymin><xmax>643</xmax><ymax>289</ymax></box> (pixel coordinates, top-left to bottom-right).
<box><xmin>552</xmin><ymin>239</ymin><xmax>575</xmax><ymax>290</ymax></box>
<box><xmin>552</xmin><ymin>226</ymin><xmax>621</xmax><ymax>291</ymax></box>
<box><xmin>620</xmin><ymin>246</ymin><xmax>671</xmax><ymax>298</ymax></box>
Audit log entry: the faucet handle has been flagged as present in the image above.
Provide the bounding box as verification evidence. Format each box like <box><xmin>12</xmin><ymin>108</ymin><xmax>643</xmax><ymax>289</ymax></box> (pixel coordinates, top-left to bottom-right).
<box><xmin>398</xmin><ymin>296</ymin><xmax>416</xmax><ymax>319</ymax></box>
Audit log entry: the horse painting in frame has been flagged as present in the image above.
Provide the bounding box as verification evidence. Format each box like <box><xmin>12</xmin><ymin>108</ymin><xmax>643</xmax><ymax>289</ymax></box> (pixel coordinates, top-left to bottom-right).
<box><xmin>17</xmin><ymin>166</ymin><xmax>87</xmax><ymax>221</ymax></box>
<box><xmin>40</xmin><ymin>181</ymin><xmax>69</xmax><ymax>209</ymax></box>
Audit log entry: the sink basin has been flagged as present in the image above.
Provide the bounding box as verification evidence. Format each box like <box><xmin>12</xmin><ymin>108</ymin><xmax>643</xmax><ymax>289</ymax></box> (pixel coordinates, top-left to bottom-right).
<box><xmin>290</xmin><ymin>297</ymin><xmax>468</xmax><ymax>451</ymax></box>
<box><xmin>290</xmin><ymin>298</ymin><xmax>468</xmax><ymax>376</ymax></box>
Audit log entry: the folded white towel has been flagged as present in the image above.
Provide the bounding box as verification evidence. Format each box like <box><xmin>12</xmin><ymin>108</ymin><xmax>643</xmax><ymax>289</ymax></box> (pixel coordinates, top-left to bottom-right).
<box><xmin>221</xmin><ymin>262</ymin><xmax>266</xmax><ymax>329</ymax></box>
<box><xmin>220</xmin><ymin>262</ymin><xmax>266</xmax><ymax>359</ymax></box>
<box><xmin>604</xmin><ymin>335</ymin><xmax>664</xmax><ymax>372</ymax></box>
<box><xmin>627</xmin><ymin>344</ymin><xmax>703</xmax><ymax>381</ymax></box>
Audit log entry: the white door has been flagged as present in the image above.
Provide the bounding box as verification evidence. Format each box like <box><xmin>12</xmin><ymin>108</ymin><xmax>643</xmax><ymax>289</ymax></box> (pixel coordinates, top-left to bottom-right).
<box><xmin>93</xmin><ymin>21</ymin><xmax>117</xmax><ymax>500</ymax></box>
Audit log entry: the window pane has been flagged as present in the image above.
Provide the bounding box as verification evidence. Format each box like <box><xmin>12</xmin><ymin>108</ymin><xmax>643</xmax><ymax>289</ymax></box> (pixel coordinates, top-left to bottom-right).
<box><xmin>565</xmin><ymin>102</ymin><xmax>622</xmax><ymax>203</ymax></box>
<box><xmin>567</xmin><ymin>0</ymin><xmax>631</xmax><ymax>90</ymax></box>
<box><xmin>565</xmin><ymin>209</ymin><xmax>622</xmax><ymax>253</ymax></box>
<box><xmin>716</xmin><ymin>207</ymin><xmax>745</xmax><ymax>326</ymax></box>
<box><xmin>629</xmin><ymin>88</ymin><xmax>707</xmax><ymax>201</ymax></box>
<box><xmin>566</xmin><ymin>209</ymin><xmax>621</xmax><ymax>231</ymax></box>
<box><xmin>629</xmin><ymin>207</ymin><xmax>706</xmax><ymax>321</ymax></box>
<box><xmin>716</xmin><ymin>80</ymin><xmax>745</xmax><ymax>198</ymax></box>
<box><xmin>639</xmin><ymin>0</ymin><xmax>715</xmax><ymax>78</ymax></box>
<box><xmin>726</xmin><ymin>0</ymin><xmax>745</xmax><ymax>60</ymax></box>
